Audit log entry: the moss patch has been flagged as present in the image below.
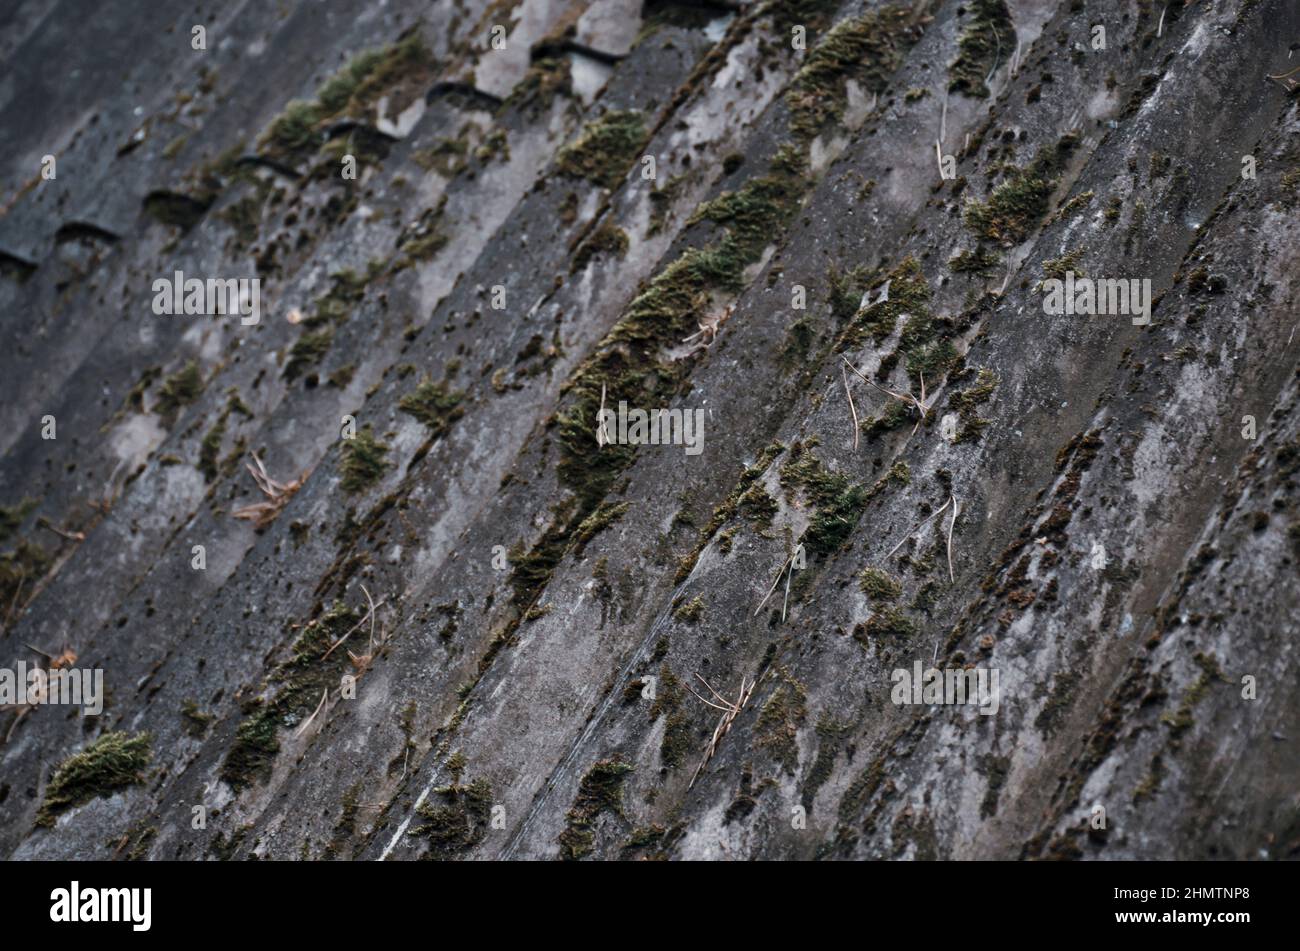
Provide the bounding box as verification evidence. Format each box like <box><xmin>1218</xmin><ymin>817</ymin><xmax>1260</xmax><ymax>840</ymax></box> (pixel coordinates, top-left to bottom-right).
<box><xmin>37</xmin><ymin>731</ymin><xmax>152</xmax><ymax>826</ymax></box>
<box><xmin>859</xmin><ymin>567</ymin><xmax>902</xmax><ymax>601</ymax></box>
<box><xmin>340</xmin><ymin>427</ymin><xmax>390</xmax><ymax>493</ymax></box>
<box><xmin>558</xmin><ymin>759</ymin><xmax>633</xmax><ymax>860</ymax></box>
<box><xmin>555</xmin><ymin>110</ymin><xmax>646</xmax><ymax>189</ymax></box>
<box><xmin>398</xmin><ymin>377</ymin><xmax>464</xmax><ymax>438</ymax></box>
<box><xmin>154</xmin><ymin>361</ymin><xmax>204</xmax><ymax>421</ymax></box>
<box><xmin>571</xmin><ymin>222</ymin><xmax>629</xmax><ymax>273</ymax></box>
<box><xmin>948</xmin><ymin>0</ymin><xmax>1014</xmax><ymax>99</ymax></box>
<box><xmin>964</xmin><ymin>134</ymin><xmax>1078</xmax><ymax>244</ymax></box>
<box><xmin>412</xmin><ymin>778</ymin><xmax>493</xmax><ymax>857</ymax></box>
<box><xmin>785</xmin><ymin>7</ymin><xmax>920</xmax><ymax>142</ymax></box>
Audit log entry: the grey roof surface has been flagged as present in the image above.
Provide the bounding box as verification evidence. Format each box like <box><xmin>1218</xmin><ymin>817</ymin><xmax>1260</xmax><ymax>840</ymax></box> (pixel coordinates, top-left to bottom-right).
<box><xmin>0</xmin><ymin>0</ymin><xmax>1297</xmax><ymax>860</ymax></box>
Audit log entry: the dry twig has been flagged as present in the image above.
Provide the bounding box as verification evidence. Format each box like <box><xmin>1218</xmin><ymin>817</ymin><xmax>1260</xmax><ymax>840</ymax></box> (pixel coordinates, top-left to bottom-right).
<box><xmin>232</xmin><ymin>453</ymin><xmax>306</xmax><ymax>529</ymax></box>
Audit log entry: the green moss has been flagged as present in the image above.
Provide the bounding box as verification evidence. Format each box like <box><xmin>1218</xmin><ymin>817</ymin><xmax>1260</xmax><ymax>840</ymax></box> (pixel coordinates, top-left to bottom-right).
<box><xmin>1041</xmin><ymin>248</ymin><xmax>1084</xmax><ymax>281</ymax></box>
<box><xmin>412</xmin><ymin>778</ymin><xmax>493</xmax><ymax>857</ymax></box>
<box><xmin>675</xmin><ymin>444</ymin><xmax>784</xmax><ymax>583</ymax></box>
<box><xmin>340</xmin><ymin>427</ymin><xmax>390</xmax><ymax>493</ymax></box>
<box><xmin>779</xmin><ymin>440</ymin><xmax>874</xmax><ymax>558</ymax></box>
<box><xmin>755</xmin><ymin>676</ymin><xmax>807</xmax><ymax>774</ymax></box>
<box><xmin>785</xmin><ymin>7</ymin><xmax>919</xmax><ymax>142</ymax></box>
<box><xmin>838</xmin><ymin>256</ymin><xmax>930</xmax><ymax>350</ymax></box>
<box><xmin>571</xmin><ymin>222</ymin><xmax>629</xmax><ymax>272</ymax></box>
<box><xmin>398</xmin><ymin>377</ymin><xmax>464</xmax><ymax>437</ymax></box>
<box><xmin>261</xmin><ymin>32</ymin><xmax>435</xmax><ymax>162</ymax></box>
<box><xmin>198</xmin><ymin>417</ymin><xmax>226</xmax><ymax>483</ymax></box>
<box><xmin>1161</xmin><ymin>652</ymin><xmax>1225</xmax><ymax>736</ymax></box>
<box><xmin>859</xmin><ymin>567</ymin><xmax>902</xmax><ymax>601</ymax></box>
<box><xmin>36</xmin><ymin>731</ymin><xmax>152</xmax><ymax>826</ymax></box>
<box><xmin>649</xmin><ymin>667</ymin><xmax>691</xmax><ymax>769</ymax></box>
<box><xmin>948</xmin><ymin>0</ymin><xmax>1014</xmax><ymax>98</ymax></box>
<box><xmin>505</xmin><ymin>56</ymin><xmax>572</xmax><ymax>113</ymax></box>
<box><xmin>222</xmin><ymin>602</ymin><xmax>363</xmax><ymax>789</ymax></box>
<box><xmin>284</xmin><ymin>330</ymin><xmax>333</xmax><ymax>381</ymax></box>
<box><xmin>0</xmin><ymin>538</ymin><xmax>52</xmax><ymax>619</ymax></box>
<box><xmin>1054</xmin><ymin>190</ymin><xmax>1095</xmax><ymax>220</ymax></box>
<box><xmin>559</xmin><ymin>759</ymin><xmax>633</xmax><ymax>860</ymax></box>
<box><xmin>412</xmin><ymin>138</ymin><xmax>468</xmax><ymax>176</ymax></box>
<box><xmin>0</xmin><ymin>498</ymin><xmax>37</xmax><ymax>544</ymax></box>
<box><xmin>859</xmin><ymin>605</ymin><xmax>918</xmax><ymax>643</ymax></box>
<box><xmin>555</xmin><ymin>110</ymin><xmax>646</xmax><ymax>189</ymax></box>
<box><xmin>180</xmin><ymin>699</ymin><xmax>214</xmax><ymax>738</ymax></box>
<box><xmin>154</xmin><ymin>360</ymin><xmax>204</xmax><ymax>420</ymax></box>
<box><xmin>949</xmin><ymin>246</ymin><xmax>1001</xmax><ymax>276</ymax></box>
<box><xmin>964</xmin><ymin>134</ymin><xmax>1079</xmax><ymax>245</ymax></box>
<box><xmin>573</xmin><ymin>500</ymin><xmax>630</xmax><ymax>555</ymax></box>
<box><xmin>308</xmin><ymin>263</ymin><xmax>382</xmax><ymax>327</ymax></box>
<box><xmin>673</xmin><ymin>596</ymin><xmax>704</xmax><ymax>623</ymax></box>
<box><xmin>949</xmin><ymin>368</ymin><xmax>998</xmax><ymax>443</ymax></box>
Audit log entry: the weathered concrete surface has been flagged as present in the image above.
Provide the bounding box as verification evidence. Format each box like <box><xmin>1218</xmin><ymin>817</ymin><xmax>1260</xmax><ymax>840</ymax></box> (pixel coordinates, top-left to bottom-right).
<box><xmin>0</xmin><ymin>0</ymin><xmax>1296</xmax><ymax>861</ymax></box>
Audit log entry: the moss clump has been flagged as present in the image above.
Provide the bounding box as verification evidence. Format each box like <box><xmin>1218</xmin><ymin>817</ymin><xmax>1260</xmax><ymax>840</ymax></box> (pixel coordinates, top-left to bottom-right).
<box><xmin>261</xmin><ymin>31</ymin><xmax>435</xmax><ymax>162</ymax></box>
<box><xmin>780</xmin><ymin>440</ymin><xmax>872</xmax><ymax>558</ymax></box>
<box><xmin>948</xmin><ymin>0</ymin><xmax>1014</xmax><ymax>98</ymax></box>
<box><xmin>306</xmin><ymin>263</ymin><xmax>382</xmax><ymax>328</ymax></box>
<box><xmin>0</xmin><ymin>539</ymin><xmax>52</xmax><ymax>618</ymax></box>
<box><xmin>1055</xmin><ymin>190</ymin><xmax>1094</xmax><ymax>221</ymax></box>
<box><xmin>673</xmin><ymin>596</ymin><xmax>704</xmax><ymax>623</ymax></box>
<box><xmin>860</xmin><ymin>605</ymin><xmax>918</xmax><ymax>642</ymax></box>
<box><xmin>1041</xmin><ymin>249</ymin><xmax>1084</xmax><ymax>281</ymax></box>
<box><xmin>412</xmin><ymin>138</ymin><xmax>468</xmax><ymax>176</ymax></box>
<box><xmin>737</xmin><ymin>484</ymin><xmax>778</xmax><ymax>526</ymax></box>
<box><xmin>949</xmin><ymin>368</ymin><xmax>998</xmax><ymax>443</ymax></box>
<box><xmin>284</xmin><ymin>330</ymin><xmax>333</xmax><ymax>381</ymax></box>
<box><xmin>649</xmin><ymin>666</ymin><xmax>692</xmax><ymax>770</ymax></box>
<box><xmin>398</xmin><ymin>377</ymin><xmax>464</xmax><ymax>437</ymax></box>
<box><xmin>964</xmin><ymin>134</ymin><xmax>1078</xmax><ymax>245</ymax></box>
<box><xmin>755</xmin><ymin>677</ymin><xmax>807</xmax><ymax>774</ymax></box>
<box><xmin>949</xmin><ymin>246</ymin><xmax>1001</xmax><ymax>276</ymax></box>
<box><xmin>838</xmin><ymin>256</ymin><xmax>931</xmax><ymax>350</ymax></box>
<box><xmin>154</xmin><ymin>361</ymin><xmax>204</xmax><ymax>420</ymax></box>
<box><xmin>0</xmin><ymin>498</ymin><xmax>37</xmax><ymax>544</ymax></box>
<box><xmin>785</xmin><ymin>7</ymin><xmax>919</xmax><ymax>141</ymax></box>
<box><xmin>36</xmin><ymin>731</ymin><xmax>152</xmax><ymax>826</ymax></box>
<box><xmin>545</xmin><ymin>174</ymin><xmax>800</xmax><ymax>601</ymax></box>
<box><xmin>198</xmin><ymin>417</ymin><xmax>226</xmax><ymax>482</ymax></box>
<box><xmin>340</xmin><ymin>427</ymin><xmax>390</xmax><ymax>493</ymax></box>
<box><xmin>505</xmin><ymin>56</ymin><xmax>573</xmax><ymax>113</ymax></box>
<box><xmin>859</xmin><ymin>567</ymin><xmax>902</xmax><ymax>601</ymax></box>
<box><xmin>573</xmin><ymin>500</ymin><xmax>630</xmax><ymax>555</ymax></box>
<box><xmin>180</xmin><ymin>699</ymin><xmax>214</xmax><ymax>738</ymax></box>
<box><xmin>675</xmin><ymin>444</ymin><xmax>784</xmax><ymax>583</ymax></box>
<box><xmin>555</xmin><ymin>110</ymin><xmax>646</xmax><ymax>189</ymax></box>
<box><xmin>571</xmin><ymin>222</ymin><xmax>629</xmax><ymax>273</ymax></box>
<box><xmin>1161</xmin><ymin>652</ymin><xmax>1225</xmax><ymax>736</ymax></box>
<box><xmin>558</xmin><ymin>759</ymin><xmax>633</xmax><ymax>860</ymax></box>
<box><xmin>223</xmin><ymin>602</ymin><xmax>363</xmax><ymax>788</ymax></box>
<box><xmin>412</xmin><ymin>778</ymin><xmax>493</xmax><ymax>857</ymax></box>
